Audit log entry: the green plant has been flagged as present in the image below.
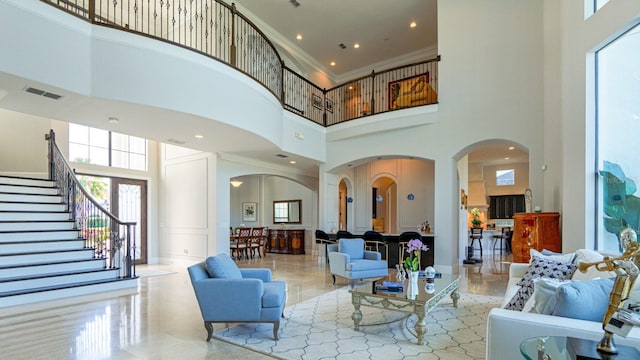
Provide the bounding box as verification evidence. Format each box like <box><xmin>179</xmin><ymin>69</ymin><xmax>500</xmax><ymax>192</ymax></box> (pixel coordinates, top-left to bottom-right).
<box><xmin>403</xmin><ymin>239</ymin><xmax>429</xmax><ymax>272</ymax></box>
<box><xmin>600</xmin><ymin>160</ymin><xmax>640</xmax><ymax>244</ymax></box>
<box><xmin>470</xmin><ymin>207</ymin><xmax>482</xmax><ymax>227</ymax></box>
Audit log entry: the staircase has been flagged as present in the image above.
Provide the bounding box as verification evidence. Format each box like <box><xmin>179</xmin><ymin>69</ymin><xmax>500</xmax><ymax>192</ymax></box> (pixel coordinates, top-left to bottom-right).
<box><xmin>0</xmin><ymin>175</ymin><xmax>137</xmax><ymax>308</ymax></box>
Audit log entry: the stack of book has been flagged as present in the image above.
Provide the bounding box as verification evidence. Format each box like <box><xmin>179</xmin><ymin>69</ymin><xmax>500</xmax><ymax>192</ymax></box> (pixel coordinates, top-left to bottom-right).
<box><xmin>374</xmin><ymin>281</ymin><xmax>404</xmax><ymax>293</ymax></box>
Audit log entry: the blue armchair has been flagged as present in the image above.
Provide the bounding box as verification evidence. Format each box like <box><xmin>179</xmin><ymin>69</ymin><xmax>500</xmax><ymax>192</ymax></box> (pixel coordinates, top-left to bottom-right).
<box><xmin>328</xmin><ymin>238</ymin><xmax>389</xmax><ymax>284</ymax></box>
<box><xmin>187</xmin><ymin>254</ymin><xmax>287</xmax><ymax>341</ymax></box>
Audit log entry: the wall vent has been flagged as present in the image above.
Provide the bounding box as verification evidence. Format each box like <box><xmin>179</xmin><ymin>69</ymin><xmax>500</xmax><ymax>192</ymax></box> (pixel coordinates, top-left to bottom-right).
<box><xmin>24</xmin><ymin>86</ymin><xmax>63</xmax><ymax>100</ymax></box>
<box><xmin>338</xmin><ymin>43</ymin><xmax>347</xmax><ymax>49</ymax></box>
<box><xmin>289</xmin><ymin>0</ymin><xmax>300</xmax><ymax>8</ymax></box>
<box><xmin>276</xmin><ymin>154</ymin><xmax>288</xmax><ymax>158</ymax></box>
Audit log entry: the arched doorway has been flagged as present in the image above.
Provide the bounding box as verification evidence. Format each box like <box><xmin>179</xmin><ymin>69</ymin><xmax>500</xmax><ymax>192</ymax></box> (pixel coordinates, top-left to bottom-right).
<box><xmin>372</xmin><ymin>176</ymin><xmax>397</xmax><ymax>233</ymax></box>
<box><xmin>338</xmin><ymin>179</ymin><xmax>348</xmax><ymax>231</ymax></box>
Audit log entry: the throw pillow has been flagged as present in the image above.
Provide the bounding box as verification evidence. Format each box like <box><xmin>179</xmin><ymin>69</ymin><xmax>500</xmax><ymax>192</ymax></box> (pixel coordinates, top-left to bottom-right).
<box><xmin>205</xmin><ymin>253</ymin><xmax>242</xmax><ymax>279</ymax></box>
<box><xmin>552</xmin><ymin>278</ymin><xmax>614</xmax><ymax>322</ymax></box>
<box><xmin>530</xmin><ymin>249</ymin><xmax>576</xmax><ymax>264</ymax></box>
<box><xmin>504</xmin><ymin>254</ymin><xmax>577</xmax><ymax>311</ymax></box>
<box><xmin>571</xmin><ymin>249</ymin><xmax>616</xmax><ymax>281</ymax></box>
<box><xmin>532</xmin><ymin>278</ymin><xmax>572</xmax><ymax>314</ymax></box>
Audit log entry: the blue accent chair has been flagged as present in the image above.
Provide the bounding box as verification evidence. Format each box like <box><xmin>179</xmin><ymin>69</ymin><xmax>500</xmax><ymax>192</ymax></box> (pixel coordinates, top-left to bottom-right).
<box><xmin>187</xmin><ymin>254</ymin><xmax>287</xmax><ymax>341</ymax></box>
<box><xmin>328</xmin><ymin>238</ymin><xmax>388</xmax><ymax>284</ymax></box>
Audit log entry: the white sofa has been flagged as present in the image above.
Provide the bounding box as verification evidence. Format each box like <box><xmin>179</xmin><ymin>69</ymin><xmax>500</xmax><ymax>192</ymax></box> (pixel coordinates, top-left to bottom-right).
<box><xmin>486</xmin><ymin>251</ymin><xmax>640</xmax><ymax>360</ymax></box>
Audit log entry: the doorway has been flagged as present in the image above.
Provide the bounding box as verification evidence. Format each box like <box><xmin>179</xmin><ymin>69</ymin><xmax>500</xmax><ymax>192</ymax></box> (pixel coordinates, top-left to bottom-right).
<box><xmin>77</xmin><ymin>175</ymin><xmax>148</xmax><ymax>264</ymax></box>
<box><xmin>372</xmin><ymin>177</ymin><xmax>397</xmax><ymax>233</ymax></box>
<box><xmin>338</xmin><ymin>179</ymin><xmax>348</xmax><ymax>231</ymax></box>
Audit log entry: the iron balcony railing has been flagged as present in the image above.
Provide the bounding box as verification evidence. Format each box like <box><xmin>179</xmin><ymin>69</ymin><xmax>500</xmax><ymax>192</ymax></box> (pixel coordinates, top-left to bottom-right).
<box><xmin>41</xmin><ymin>0</ymin><xmax>439</xmax><ymax>126</ymax></box>
<box><xmin>47</xmin><ymin>130</ymin><xmax>137</xmax><ymax>279</ymax></box>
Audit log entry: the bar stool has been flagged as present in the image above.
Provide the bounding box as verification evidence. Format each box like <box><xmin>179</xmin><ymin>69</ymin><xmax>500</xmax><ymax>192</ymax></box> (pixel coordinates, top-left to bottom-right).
<box><xmin>469</xmin><ymin>227</ymin><xmax>483</xmax><ymax>258</ymax></box>
<box><xmin>492</xmin><ymin>227</ymin><xmax>511</xmax><ymax>255</ymax></box>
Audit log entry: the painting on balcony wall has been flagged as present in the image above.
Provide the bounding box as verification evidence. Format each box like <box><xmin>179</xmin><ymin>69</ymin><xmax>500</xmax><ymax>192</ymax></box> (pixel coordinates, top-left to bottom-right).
<box><xmin>388</xmin><ymin>73</ymin><xmax>438</xmax><ymax>110</ymax></box>
<box><xmin>312</xmin><ymin>94</ymin><xmax>322</xmax><ymax>110</ymax></box>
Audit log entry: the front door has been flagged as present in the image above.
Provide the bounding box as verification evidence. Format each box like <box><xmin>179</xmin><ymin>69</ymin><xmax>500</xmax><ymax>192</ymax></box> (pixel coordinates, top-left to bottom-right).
<box><xmin>110</xmin><ymin>177</ymin><xmax>147</xmax><ymax>264</ymax></box>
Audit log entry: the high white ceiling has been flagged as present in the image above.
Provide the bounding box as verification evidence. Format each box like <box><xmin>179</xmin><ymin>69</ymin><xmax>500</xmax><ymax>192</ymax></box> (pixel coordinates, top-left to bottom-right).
<box><xmin>234</xmin><ymin>0</ymin><xmax>437</xmax><ymax>80</ymax></box>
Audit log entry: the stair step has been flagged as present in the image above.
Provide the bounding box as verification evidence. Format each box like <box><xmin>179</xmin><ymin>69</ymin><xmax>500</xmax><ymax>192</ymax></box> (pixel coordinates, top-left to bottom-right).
<box><xmin>0</xmin><ymin>176</ymin><xmax>54</xmax><ymax>188</ymax></box>
<box><xmin>0</xmin><ymin>211</ymin><xmax>70</xmax><ymax>221</ymax></box>
<box><xmin>0</xmin><ymin>258</ymin><xmax>106</xmax><ymax>278</ymax></box>
<box><xmin>0</xmin><ymin>229</ymin><xmax>78</xmax><ymax>242</ymax></box>
<box><xmin>0</xmin><ymin>220</ymin><xmax>75</xmax><ymax>231</ymax></box>
<box><xmin>0</xmin><ymin>202</ymin><xmax>66</xmax><ymax>212</ymax></box>
<box><xmin>0</xmin><ymin>184</ymin><xmax>58</xmax><ymax>195</ymax></box>
<box><xmin>0</xmin><ymin>239</ymin><xmax>86</xmax><ymax>255</ymax></box>
<box><xmin>0</xmin><ymin>249</ymin><xmax>95</xmax><ymax>266</ymax></box>
<box><xmin>0</xmin><ymin>268</ymin><xmax>120</xmax><ymax>293</ymax></box>
<box><xmin>0</xmin><ymin>193</ymin><xmax>62</xmax><ymax>203</ymax></box>
<box><xmin>0</xmin><ymin>278</ymin><xmax>138</xmax><ymax>308</ymax></box>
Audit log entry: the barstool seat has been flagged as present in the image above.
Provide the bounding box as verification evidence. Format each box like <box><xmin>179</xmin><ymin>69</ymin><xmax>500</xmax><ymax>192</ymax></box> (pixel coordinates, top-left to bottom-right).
<box><xmin>491</xmin><ymin>227</ymin><xmax>511</xmax><ymax>255</ymax></box>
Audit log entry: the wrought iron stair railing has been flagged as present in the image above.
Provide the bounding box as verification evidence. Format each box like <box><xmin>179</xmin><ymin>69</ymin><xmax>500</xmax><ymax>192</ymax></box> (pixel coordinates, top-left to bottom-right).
<box><xmin>46</xmin><ymin>130</ymin><xmax>137</xmax><ymax>279</ymax></box>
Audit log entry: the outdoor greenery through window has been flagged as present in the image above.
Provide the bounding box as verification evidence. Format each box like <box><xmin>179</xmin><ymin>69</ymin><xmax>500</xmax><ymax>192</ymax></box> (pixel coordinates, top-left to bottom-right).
<box><xmin>69</xmin><ymin>123</ymin><xmax>147</xmax><ymax>171</ymax></box>
<box><xmin>496</xmin><ymin>169</ymin><xmax>515</xmax><ymax>186</ymax></box>
<box><xmin>596</xmin><ymin>23</ymin><xmax>640</xmax><ymax>253</ymax></box>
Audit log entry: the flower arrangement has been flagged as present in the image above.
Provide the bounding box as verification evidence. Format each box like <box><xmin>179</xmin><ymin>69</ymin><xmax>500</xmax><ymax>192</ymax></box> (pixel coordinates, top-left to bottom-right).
<box><xmin>470</xmin><ymin>207</ymin><xmax>482</xmax><ymax>228</ymax></box>
<box><xmin>403</xmin><ymin>239</ymin><xmax>429</xmax><ymax>272</ymax></box>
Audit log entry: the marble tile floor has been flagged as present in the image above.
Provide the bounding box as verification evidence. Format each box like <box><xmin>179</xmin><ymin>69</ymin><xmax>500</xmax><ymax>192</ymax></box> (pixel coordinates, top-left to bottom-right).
<box><xmin>0</xmin><ymin>251</ymin><xmax>512</xmax><ymax>360</ymax></box>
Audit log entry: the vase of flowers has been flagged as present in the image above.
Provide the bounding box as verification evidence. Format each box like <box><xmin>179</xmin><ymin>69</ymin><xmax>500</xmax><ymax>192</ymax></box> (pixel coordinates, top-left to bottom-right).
<box><xmin>403</xmin><ymin>238</ymin><xmax>429</xmax><ymax>299</ymax></box>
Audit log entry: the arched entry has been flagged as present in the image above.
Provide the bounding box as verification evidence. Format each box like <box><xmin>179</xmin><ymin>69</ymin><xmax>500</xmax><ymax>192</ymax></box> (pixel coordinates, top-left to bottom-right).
<box><xmin>372</xmin><ymin>176</ymin><xmax>397</xmax><ymax>233</ymax></box>
<box><xmin>454</xmin><ymin>140</ymin><xmax>530</xmax><ymax>262</ymax></box>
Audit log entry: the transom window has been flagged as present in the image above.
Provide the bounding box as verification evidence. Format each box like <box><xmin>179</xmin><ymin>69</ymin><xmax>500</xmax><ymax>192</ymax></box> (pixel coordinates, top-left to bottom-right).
<box><xmin>496</xmin><ymin>169</ymin><xmax>515</xmax><ymax>186</ymax></box>
<box><xmin>69</xmin><ymin>123</ymin><xmax>147</xmax><ymax>171</ymax></box>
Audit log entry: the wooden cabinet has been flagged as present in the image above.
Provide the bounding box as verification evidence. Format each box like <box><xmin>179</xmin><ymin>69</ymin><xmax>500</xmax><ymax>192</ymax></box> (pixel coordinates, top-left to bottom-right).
<box><xmin>267</xmin><ymin>229</ymin><xmax>305</xmax><ymax>255</ymax></box>
<box><xmin>512</xmin><ymin>212</ymin><xmax>561</xmax><ymax>263</ymax></box>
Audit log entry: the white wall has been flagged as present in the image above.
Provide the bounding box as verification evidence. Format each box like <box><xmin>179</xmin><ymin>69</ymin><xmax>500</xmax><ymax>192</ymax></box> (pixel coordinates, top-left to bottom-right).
<box><xmin>0</xmin><ymin>109</ymin><xmax>49</xmax><ymax>177</ymax></box>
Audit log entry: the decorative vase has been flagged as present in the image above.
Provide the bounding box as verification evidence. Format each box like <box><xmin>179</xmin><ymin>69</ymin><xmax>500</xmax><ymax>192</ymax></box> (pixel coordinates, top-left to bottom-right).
<box><xmin>407</xmin><ymin>270</ymin><xmax>420</xmax><ymax>299</ymax></box>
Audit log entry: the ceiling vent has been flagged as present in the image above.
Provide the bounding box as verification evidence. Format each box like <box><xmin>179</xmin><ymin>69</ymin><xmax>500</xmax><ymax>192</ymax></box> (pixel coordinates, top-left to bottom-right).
<box><xmin>24</xmin><ymin>86</ymin><xmax>63</xmax><ymax>100</ymax></box>
<box><xmin>289</xmin><ymin>0</ymin><xmax>300</xmax><ymax>8</ymax></box>
<box><xmin>338</xmin><ymin>43</ymin><xmax>347</xmax><ymax>49</ymax></box>
<box><xmin>166</xmin><ymin>138</ymin><xmax>186</xmax><ymax>145</ymax></box>
<box><xmin>276</xmin><ymin>154</ymin><xmax>288</xmax><ymax>158</ymax></box>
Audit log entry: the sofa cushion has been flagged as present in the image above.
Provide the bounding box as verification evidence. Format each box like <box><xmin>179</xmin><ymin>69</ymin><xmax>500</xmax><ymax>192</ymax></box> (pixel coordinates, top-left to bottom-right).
<box><xmin>346</xmin><ymin>259</ymin><xmax>387</xmax><ymax>272</ymax></box>
<box><xmin>504</xmin><ymin>254</ymin><xmax>577</xmax><ymax>311</ymax></box>
<box><xmin>339</xmin><ymin>239</ymin><xmax>365</xmax><ymax>260</ymax></box>
<box><xmin>552</xmin><ymin>278</ymin><xmax>614</xmax><ymax>322</ymax></box>
<box><xmin>571</xmin><ymin>249</ymin><xmax>616</xmax><ymax>281</ymax></box>
<box><xmin>205</xmin><ymin>253</ymin><xmax>242</xmax><ymax>279</ymax></box>
<box><xmin>531</xmin><ymin>249</ymin><xmax>576</xmax><ymax>263</ymax></box>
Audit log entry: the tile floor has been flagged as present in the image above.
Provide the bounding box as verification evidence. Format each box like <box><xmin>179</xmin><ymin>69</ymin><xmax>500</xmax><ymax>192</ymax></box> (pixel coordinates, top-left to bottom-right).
<box><xmin>0</xmin><ymin>249</ymin><xmax>512</xmax><ymax>359</ymax></box>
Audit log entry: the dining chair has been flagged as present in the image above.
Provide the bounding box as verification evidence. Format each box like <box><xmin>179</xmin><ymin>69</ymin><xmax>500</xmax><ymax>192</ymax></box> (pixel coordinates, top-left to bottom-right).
<box><xmin>249</xmin><ymin>227</ymin><xmax>264</xmax><ymax>258</ymax></box>
<box><xmin>230</xmin><ymin>227</ymin><xmax>251</xmax><ymax>259</ymax></box>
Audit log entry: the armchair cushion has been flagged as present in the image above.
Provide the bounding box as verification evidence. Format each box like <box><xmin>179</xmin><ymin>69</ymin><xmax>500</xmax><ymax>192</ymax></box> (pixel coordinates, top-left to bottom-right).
<box><xmin>347</xmin><ymin>259</ymin><xmax>387</xmax><ymax>272</ymax></box>
<box><xmin>339</xmin><ymin>238</ymin><xmax>365</xmax><ymax>259</ymax></box>
<box><xmin>262</xmin><ymin>281</ymin><xmax>287</xmax><ymax>308</ymax></box>
<box><xmin>205</xmin><ymin>253</ymin><xmax>242</xmax><ymax>279</ymax></box>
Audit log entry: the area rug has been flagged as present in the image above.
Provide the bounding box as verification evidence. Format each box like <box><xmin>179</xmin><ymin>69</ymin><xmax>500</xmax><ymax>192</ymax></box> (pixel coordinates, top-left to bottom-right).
<box><xmin>212</xmin><ymin>287</ymin><xmax>503</xmax><ymax>360</ymax></box>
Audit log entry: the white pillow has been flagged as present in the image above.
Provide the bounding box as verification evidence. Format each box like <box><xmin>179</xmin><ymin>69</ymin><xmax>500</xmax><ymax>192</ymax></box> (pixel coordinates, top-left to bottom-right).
<box><xmin>531</xmin><ymin>278</ymin><xmax>572</xmax><ymax>314</ymax></box>
<box><xmin>530</xmin><ymin>249</ymin><xmax>575</xmax><ymax>264</ymax></box>
<box><xmin>571</xmin><ymin>249</ymin><xmax>616</xmax><ymax>281</ymax></box>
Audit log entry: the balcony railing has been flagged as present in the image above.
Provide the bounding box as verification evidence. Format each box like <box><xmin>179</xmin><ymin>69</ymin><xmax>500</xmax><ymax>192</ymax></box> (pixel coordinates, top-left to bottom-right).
<box><xmin>41</xmin><ymin>0</ymin><xmax>439</xmax><ymax>126</ymax></box>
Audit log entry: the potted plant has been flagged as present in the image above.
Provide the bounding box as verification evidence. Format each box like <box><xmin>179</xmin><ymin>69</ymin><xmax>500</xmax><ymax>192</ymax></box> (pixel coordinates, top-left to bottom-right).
<box><xmin>471</xmin><ymin>208</ymin><xmax>482</xmax><ymax>228</ymax></box>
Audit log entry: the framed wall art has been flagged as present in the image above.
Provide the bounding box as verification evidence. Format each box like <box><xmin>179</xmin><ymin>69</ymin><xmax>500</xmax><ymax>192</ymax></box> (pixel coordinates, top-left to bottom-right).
<box><xmin>242</xmin><ymin>202</ymin><xmax>257</xmax><ymax>222</ymax></box>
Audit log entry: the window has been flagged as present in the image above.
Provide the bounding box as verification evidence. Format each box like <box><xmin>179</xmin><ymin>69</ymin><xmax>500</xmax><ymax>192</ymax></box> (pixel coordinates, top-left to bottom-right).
<box><xmin>489</xmin><ymin>195</ymin><xmax>525</xmax><ymax>219</ymax></box>
<box><xmin>596</xmin><ymin>24</ymin><xmax>640</xmax><ymax>253</ymax></box>
<box><xmin>496</xmin><ymin>169</ymin><xmax>515</xmax><ymax>186</ymax></box>
<box><xmin>69</xmin><ymin>123</ymin><xmax>148</xmax><ymax>171</ymax></box>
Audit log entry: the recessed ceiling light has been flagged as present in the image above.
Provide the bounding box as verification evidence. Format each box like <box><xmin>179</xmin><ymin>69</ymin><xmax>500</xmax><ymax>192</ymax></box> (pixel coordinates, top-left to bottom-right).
<box><xmin>354</xmin><ymin>43</ymin><xmax>360</xmax><ymax>49</ymax></box>
<box><xmin>296</xmin><ymin>34</ymin><xmax>303</xmax><ymax>40</ymax></box>
<box><xmin>194</xmin><ymin>134</ymin><xmax>204</xmax><ymax>139</ymax></box>
<box><xmin>348</xmin><ymin>86</ymin><xmax>353</xmax><ymax>90</ymax></box>
<box><xmin>289</xmin><ymin>160</ymin><xmax>296</xmax><ymax>164</ymax></box>
<box><xmin>410</xmin><ymin>21</ymin><xmax>417</xmax><ymax>28</ymax></box>
<box><xmin>508</xmin><ymin>146</ymin><xmax>515</xmax><ymax>150</ymax></box>
<box><xmin>108</xmin><ymin>117</ymin><xmax>119</xmax><ymax>124</ymax></box>
<box><xmin>504</xmin><ymin>157</ymin><xmax>510</xmax><ymax>160</ymax></box>
<box><xmin>330</xmin><ymin>61</ymin><xmax>336</xmax><ymax>66</ymax></box>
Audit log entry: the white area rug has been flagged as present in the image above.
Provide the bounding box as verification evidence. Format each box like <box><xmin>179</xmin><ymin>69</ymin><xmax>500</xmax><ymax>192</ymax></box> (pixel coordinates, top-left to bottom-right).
<box><xmin>213</xmin><ymin>287</ymin><xmax>503</xmax><ymax>360</ymax></box>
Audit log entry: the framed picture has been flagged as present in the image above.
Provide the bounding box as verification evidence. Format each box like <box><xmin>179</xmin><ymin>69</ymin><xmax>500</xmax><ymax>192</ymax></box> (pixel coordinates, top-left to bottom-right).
<box><xmin>312</xmin><ymin>94</ymin><xmax>322</xmax><ymax>110</ymax></box>
<box><xmin>325</xmin><ymin>98</ymin><xmax>334</xmax><ymax>113</ymax></box>
<box><xmin>242</xmin><ymin>202</ymin><xmax>257</xmax><ymax>222</ymax></box>
<box><xmin>388</xmin><ymin>73</ymin><xmax>429</xmax><ymax>110</ymax></box>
